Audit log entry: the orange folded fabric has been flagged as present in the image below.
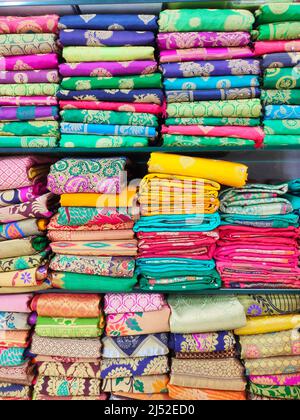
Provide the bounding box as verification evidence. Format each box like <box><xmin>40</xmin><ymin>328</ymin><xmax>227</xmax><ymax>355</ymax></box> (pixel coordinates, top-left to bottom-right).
<box><xmin>168</xmin><ymin>384</ymin><xmax>246</xmax><ymax>400</ymax></box>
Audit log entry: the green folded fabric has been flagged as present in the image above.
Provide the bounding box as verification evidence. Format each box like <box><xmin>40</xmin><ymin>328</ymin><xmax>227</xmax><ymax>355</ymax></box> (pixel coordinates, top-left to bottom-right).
<box><xmin>36</xmin><ymin>316</ymin><xmax>102</xmax><ymax>338</ymax></box>
<box><xmin>262</xmin><ymin>90</ymin><xmax>300</xmax><ymax>105</ymax></box>
<box><xmin>60</xmin><ymin>135</ymin><xmax>148</xmax><ymax>148</ymax></box>
<box><xmin>0</xmin><ymin>137</ymin><xmax>57</xmax><ymax>148</ymax></box>
<box><xmin>0</xmin><ymin>121</ymin><xmax>59</xmax><ymax>137</ymax></box>
<box><xmin>63</xmin><ymin>46</ymin><xmax>154</xmax><ymax>62</ymax></box>
<box><xmin>256</xmin><ymin>4</ymin><xmax>300</xmax><ymax>24</ymax></box>
<box><xmin>249</xmin><ymin>382</ymin><xmax>300</xmax><ymax>400</ymax></box>
<box><xmin>51</xmin><ymin>271</ymin><xmax>138</xmax><ymax>292</ymax></box>
<box><xmin>61</xmin><ymin>109</ymin><xmax>158</xmax><ymax>127</ymax></box>
<box><xmin>0</xmin><ymin>84</ymin><xmax>58</xmax><ymax>96</ymax></box>
<box><xmin>61</xmin><ymin>74</ymin><xmax>162</xmax><ymax>90</ymax></box>
<box><xmin>166</xmin><ymin>117</ymin><xmax>261</xmax><ymax>127</ymax></box>
<box><xmin>163</xmin><ymin>135</ymin><xmax>256</xmax><ymax>148</ymax></box>
<box><xmin>264</xmin><ymin>120</ymin><xmax>300</xmax><ymax>135</ymax></box>
<box><xmin>264</xmin><ymin>135</ymin><xmax>300</xmax><ymax>147</ymax></box>
<box><xmin>264</xmin><ymin>68</ymin><xmax>300</xmax><ymax>90</ymax></box>
<box><xmin>254</xmin><ymin>22</ymin><xmax>300</xmax><ymax>41</ymax></box>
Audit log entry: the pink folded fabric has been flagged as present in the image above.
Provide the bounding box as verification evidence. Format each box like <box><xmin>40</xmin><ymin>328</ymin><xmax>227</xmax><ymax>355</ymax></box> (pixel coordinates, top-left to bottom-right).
<box><xmin>0</xmin><ymin>15</ymin><xmax>59</xmax><ymax>34</ymax></box>
<box><xmin>160</xmin><ymin>47</ymin><xmax>255</xmax><ymax>63</ymax></box>
<box><xmin>48</xmin><ymin>229</ymin><xmax>134</xmax><ymax>242</ymax></box>
<box><xmin>162</xmin><ymin>126</ymin><xmax>265</xmax><ymax>146</ymax></box>
<box><xmin>218</xmin><ymin>226</ymin><xmax>298</xmax><ymax>245</ymax></box>
<box><xmin>249</xmin><ymin>374</ymin><xmax>300</xmax><ymax>386</ymax></box>
<box><xmin>254</xmin><ymin>40</ymin><xmax>300</xmax><ymax>56</ymax></box>
<box><xmin>104</xmin><ymin>293</ymin><xmax>167</xmax><ymax>314</ymax></box>
<box><xmin>0</xmin><ymin>294</ymin><xmax>32</xmax><ymax>313</ymax></box>
<box><xmin>0</xmin><ymin>54</ymin><xmax>59</xmax><ymax>71</ymax></box>
<box><xmin>0</xmin><ymin>96</ymin><xmax>57</xmax><ymax>106</ymax></box>
<box><xmin>59</xmin><ymin>100</ymin><xmax>163</xmax><ymax>114</ymax></box>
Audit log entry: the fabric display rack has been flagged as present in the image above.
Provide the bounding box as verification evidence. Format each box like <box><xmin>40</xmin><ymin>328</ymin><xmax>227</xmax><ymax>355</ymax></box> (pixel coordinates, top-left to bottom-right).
<box><xmin>0</xmin><ymin>0</ymin><xmax>299</xmax><ymax>402</ymax></box>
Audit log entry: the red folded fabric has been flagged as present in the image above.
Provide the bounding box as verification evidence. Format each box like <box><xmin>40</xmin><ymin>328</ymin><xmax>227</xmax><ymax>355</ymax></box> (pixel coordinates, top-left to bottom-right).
<box><xmin>254</xmin><ymin>40</ymin><xmax>300</xmax><ymax>56</ymax></box>
<box><xmin>59</xmin><ymin>100</ymin><xmax>163</xmax><ymax>114</ymax></box>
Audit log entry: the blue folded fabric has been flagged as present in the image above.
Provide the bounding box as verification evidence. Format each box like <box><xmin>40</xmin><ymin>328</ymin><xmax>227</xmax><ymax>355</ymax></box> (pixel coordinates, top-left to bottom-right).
<box><xmin>166</xmin><ymin>88</ymin><xmax>260</xmax><ymax>102</ymax></box>
<box><xmin>60</xmin><ymin>122</ymin><xmax>156</xmax><ymax>137</ymax></box>
<box><xmin>169</xmin><ymin>331</ymin><xmax>234</xmax><ymax>353</ymax></box>
<box><xmin>164</xmin><ymin>75</ymin><xmax>260</xmax><ymax>90</ymax></box>
<box><xmin>265</xmin><ymin>105</ymin><xmax>300</xmax><ymax>120</ymax></box>
<box><xmin>262</xmin><ymin>52</ymin><xmax>300</xmax><ymax>69</ymax></box>
<box><xmin>57</xmin><ymin>89</ymin><xmax>164</xmax><ymax>104</ymax></box>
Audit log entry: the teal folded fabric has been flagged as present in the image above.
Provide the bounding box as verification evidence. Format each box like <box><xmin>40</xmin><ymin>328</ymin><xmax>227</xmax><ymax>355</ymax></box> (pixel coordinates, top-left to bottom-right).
<box><xmin>264</xmin><ymin>135</ymin><xmax>300</xmax><ymax>147</ymax></box>
<box><xmin>289</xmin><ymin>179</ymin><xmax>300</xmax><ymax>193</ymax></box>
<box><xmin>60</xmin><ymin>135</ymin><xmax>149</xmax><ymax>148</ymax></box>
<box><xmin>221</xmin><ymin>213</ymin><xmax>299</xmax><ymax>228</ymax></box>
<box><xmin>136</xmin><ymin>258</ymin><xmax>216</xmax><ymax>278</ymax></box>
<box><xmin>164</xmin><ymin>75</ymin><xmax>259</xmax><ymax>90</ymax></box>
<box><xmin>284</xmin><ymin>194</ymin><xmax>300</xmax><ymax>210</ymax></box>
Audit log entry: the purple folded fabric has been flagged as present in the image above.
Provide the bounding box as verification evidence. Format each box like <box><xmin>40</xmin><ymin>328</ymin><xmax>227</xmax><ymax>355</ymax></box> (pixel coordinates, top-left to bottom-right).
<box><xmin>0</xmin><ymin>70</ymin><xmax>59</xmax><ymax>84</ymax></box>
<box><xmin>0</xmin><ymin>54</ymin><xmax>59</xmax><ymax>71</ymax></box>
<box><xmin>158</xmin><ymin>32</ymin><xmax>251</xmax><ymax>50</ymax></box>
<box><xmin>0</xmin><ymin>106</ymin><xmax>58</xmax><ymax>121</ymax></box>
<box><xmin>59</xmin><ymin>60</ymin><xmax>158</xmax><ymax>77</ymax></box>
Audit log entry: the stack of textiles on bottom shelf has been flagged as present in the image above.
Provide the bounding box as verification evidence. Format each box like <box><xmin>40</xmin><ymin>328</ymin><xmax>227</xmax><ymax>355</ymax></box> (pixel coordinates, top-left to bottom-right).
<box><xmin>0</xmin><ymin>15</ymin><xmax>60</xmax><ymax>148</ymax></box>
<box><xmin>215</xmin><ymin>182</ymin><xmax>300</xmax><ymax>289</ymax></box>
<box><xmin>158</xmin><ymin>7</ymin><xmax>264</xmax><ymax>149</ymax></box>
<box><xmin>167</xmin><ymin>295</ymin><xmax>247</xmax><ymax>400</ymax></box>
<box><xmin>135</xmin><ymin>152</ymin><xmax>248</xmax><ymax>291</ymax></box>
<box><xmin>30</xmin><ymin>293</ymin><xmax>106</xmax><ymax>400</ymax></box>
<box><xmin>58</xmin><ymin>13</ymin><xmax>163</xmax><ymax>148</ymax></box>
<box><xmin>47</xmin><ymin>157</ymin><xmax>138</xmax><ymax>292</ymax></box>
<box><xmin>236</xmin><ymin>294</ymin><xmax>300</xmax><ymax>401</ymax></box>
<box><xmin>255</xmin><ymin>3</ymin><xmax>300</xmax><ymax>147</ymax></box>
<box><xmin>102</xmin><ymin>293</ymin><xmax>171</xmax><ymax>400</ymax></box>
<box><xmin>0</xmin><ymin>156</ymin><xmax>57</xmax><ymax>294</ymax></box>
<box><xmin>0</xmin><ymin>294</ymin><xmax>34</xmax><ymax>400</ymax></box>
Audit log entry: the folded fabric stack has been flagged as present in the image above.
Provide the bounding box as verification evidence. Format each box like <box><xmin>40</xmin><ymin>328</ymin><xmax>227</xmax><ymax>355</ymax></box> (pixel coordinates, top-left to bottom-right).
<box><xmin>135</xmin><ymin>152</ymin><xmax>248</xmax><ymax>291</ymax></box>
<box><xmin>0</xmin><ymin>156</ymin><xmax>57</xmax><ymax>294</ymax></box>
<box><xmin>0</xmin><ymin>15</ymin><xmax>60</xmax><ymax>148</ymax></box>
<box><xmin>30</xmin><ymin>293</ymin><xmax>107</xmax><ymax>400</ymax></box>
<box><xmin>236</xmin><ymin>294</ymin><xmax>300</xmax><ymax>400</ymax></box>
<box><xmin>167</xmin><ymin>295</ymin><xmax>247</xmax><ymax>400</ymax></box>
<box><xmin>0</xmin><ymin>294</ymin><xmax>34</xmax><ymax>400</ymax></box>
<box><xmin>47</xmin><ymin>157</ymin><xmax>138</xmax><ymax>292</ymax></box>
<box><xmin>57</xmin><ymin>14</ymin><xmax>163</xmax><ymax>149</ymax></box>
<box><xmin>102</xmin><ymin>293</ymin><xmax>171</xmax><ymax>400</ymax></box>
<box><xmin>158</xmin><ymin>8</ymin><xmax>264</xmax><ymax>149</ymax></box>
<box><xmin>255</xmin><ymin>4</ymin><xmax>300</xmax><ymax>147</ymax></box>
<box><xmin>215</xmin><ymin>182</ymin><xmax>300</xmax><ymax>289</ymax></box>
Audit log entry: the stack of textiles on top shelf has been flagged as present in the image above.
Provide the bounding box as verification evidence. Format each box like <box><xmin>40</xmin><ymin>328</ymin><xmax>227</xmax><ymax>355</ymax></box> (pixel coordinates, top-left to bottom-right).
<box><xmin>30</xmin><ymin>293</ymin><xmax>107</xmax><ymax>400</ymax></box>
<box><xmin>0</xmin><ymin>294</ymin><xmax>34</xmax><ymax>400</ymax></box>
<box><xmin>167</xmin><ymin>295</ymin><xmax>247</xmax><ymax>400</ymax></box>
<box><xmin>102</xmin><ymin>293</ymin><xmax>171</xmax><ymax>400</ymax></box>
<box><xmin>57</xmin><ymin>14</ymin><xmax>163</xmax><ymax>149</ymax></box>
<box><xmin>135</xmin><ymin>152</ymin><xmax>248</xmax><ymax>291</ymax></box>
<box><xmin>0</xmin><ymin>156</ymin><xmax>57</xmax><ymax>294</ymax></box>
<box><xmin>47</xmin><ymin>157</ymin><xmax>139</xmax><ymax>292</ymax></box>
<box><xmin>255</xmin><ymin>4</ymin><xmax>300</xmax><ymax>147</ymax></box>
<box><xmin>0</xmin><ymin>15</ymin><xmax>60</xmax><ymax>148</ymax></box>
<box><xmin>158</xmin><ymin>8</ymin><xmax>264</xmax><ymax>149</ymax></box>
<box><xmin>215</xmin><ymin>182</ymin><xmax>300</xmax><ymax>289</ymax></box>
<box><xmin>236</xmin><ymin>294</ymin><xmax>300</xmax><ymax>400</ymax></box>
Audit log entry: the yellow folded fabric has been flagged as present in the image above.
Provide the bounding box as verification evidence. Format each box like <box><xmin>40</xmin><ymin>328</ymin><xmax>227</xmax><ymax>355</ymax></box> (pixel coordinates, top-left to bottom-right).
<box><xmin>148</xmin><ymin>153</ymin><xmax>248</xmax><ymax>188</ymax></box>
<box><xmin>60</xmin><ymin>189</ymin><xmax>137</xmax><ymax>208</ymax></box>
<box><xmin>235</xmin><ymin>315</ymin><xmax>300</xmax><ymax>336</ymax></box>
<box><xmin>63</xmin><ymin>46</ymin><xmax>155</xmax><ymax>62</ymax></box>
<box><xmin>138</xmin><ymin>173</ymin><xmax>220</xmax><ymax>215</ymax></box>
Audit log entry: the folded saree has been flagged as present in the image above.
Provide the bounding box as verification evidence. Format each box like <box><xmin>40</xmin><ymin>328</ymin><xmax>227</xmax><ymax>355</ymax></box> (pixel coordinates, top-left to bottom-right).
<box><xmin>0</xmin><ymin>121</ymin><xmax>59</xmax><ymax>137</ymax></box>
<box><xmin>0</xmin><ymin>96</ymin><xmax>57</xmax><ymax>107</ymax></box>
<box><xmin>48</xmin><ymin>230</ymin><xmax>134</xmax><ymax>242</ymax></box>
<box><xmin>0</xmin><ymin>33</ymin><xmax>58</xmax><ymax>56</ymax></box>
<box><xmin>168</xmin><ymin>384</ymin><xmax>246</xmax><ymax>401</ymax></box>
<box><xmin>256</xmin><ymin>4</ymin><xmax>300</xmax><ymax>24</ymax></box>
<box><xmin>51</xmin><ymin>240</ymin><xmax>137</xmax><ymax>257</ymax></box>
<box><xmin>57</xmin><ymin>89</ymin><xmax>164</xmax><ymax>105</ymax></box>
<box><xmin>105</xmin><ymin>305</ymin><xmax>171</xmax><ymax>336</ymax></box>
<box><xmin>0</xmin><ymin>84</ymin><xmax>58</xmax><ymax>97</ymax></box>
<box><xmin>0</xmin><ymin>250</ymin><xmax>49</xmax><ymax>273</ymax></box>
<box><xmin>249</xmin><ymin>373</ymin><xmax>300</xmax><ymax>387</ymax></box>
<box><xmin>254</xmin><ymin>41</ymin><xmax>300</xmax><ymax>56</ymax></box>
<box><xmin>167</xmin><ymin>99</ymin><xmax>261</xmax><ymax>119</ymax></box>
<box><xmin>61</xmin><ymin>74</ymin><xmax>162</xmax><ymax>90</ymax></box>
<box><xmin>0</xmin><ymin>219</ymin><xmax>47</xmax><ymax>241</ymax></box>
<box><xmin>240</xmin><ymin>329</ymin><xmax>300</xmax><ymax>359</ymax></box>
<box><xmin>0</xmin><ymin>236</ymin><xmax>47</xmax><ymax>259</ymax></box>
<box><xmin>169</xmin><ymin>331</ymin><xmax>236</xmax><ymax>354</ymax></box>
<box><xmin>60</xmin><ymin>135</ymin><xmax>148</xmax><ymax>148</ymax></box>
<box><xmin>0</xmin><ymin>266</ymin><xmax>48</xmax><ymax>288</ymax></box>
<box><xmin>254</xmin><ymin>22</ymin><xmax>300</xmax><ymax>41</ymax></box>
<box><xmin>0</xmin><ymin>295</ymin><xmax>31</xmax><ymax>313</ymax></box>
<box><xmin>0</xmin><ymin>54</ymin><xmax>58</xmax><ymax>71</ymax></box>
<box><xmin>0</xmin><ymin>106</ymin><xmax>58</xmax><ymax>122</ymax></box>
<box><xmin>264</xmin><ymin>135</ymin><xmax>300</xmax><ymax>147</ymax></box>
<box><xmin>60</xmin><ymin>29</ymin><xmax>155</xmax><ymax>47</ymax></box>
<box><xmin>249</xmin><ymin>382</ymin><xmax>300</xmax><ymax>400</ymax></box>
<box><xmin>59</xmin><ymin>61</ymin><xmax>158</xmax><ymax>78</ymax></box>
<box><xmin>175</xmin><ymin>349</ymin><xmax>236</xmax><ymax>360</ymax></box>
<box><xmin>61</xmin><ymin>109</ymin><xmax>158</xmax><ymax>126</ymax></box>
<box><xmin>0</xmin><ymin>383</ymin><xmax>30</xmax><ymax>399</ymax></box>
<box><xmin>101</xmin><ymin>356</ymin><xmax>169</xmax><ymax>379</ymax></box>
<box><xmin>63</xmin><ymin>46</ymin><xmax>154</xmax><ymax>63</ymax></box>
<box><xmin>31</xmin><ymin>294</ymin><xmax>100</xmax><ymax>318</ymax></box>
<box><xmin>265</xmin><ymin>105</ymin><xmax>300</xmax><ymax>119</ymax></box>
<box><xmin>102</xmin><ymin>334</ymin><xmax>169</xmax><ymax>359</ymax></box>
<box><xmin>161</xmin><ymin>59</ymin><xmax>261</xmax><ymax>78</ymax></box>
<box><xmin>170</xmin><ymin>358</ymin><xmax>246</xmax><ymax>391</ymax></box>
<box><xmin>102</xmin><ymin>375</ymin><xmax>169</xmax><ymax>394</ymax></box>
<box><xmin>0</xmin><ymin>183</ymin><xmax>47</xmax><ymax>207</ymax></box>
<box><xmin>60</xmin><ymin>123</ymin><xmax>156</xmax><ymax>138</ymax></box>
<box><xmin>164</xmin><ymin>75</ymin><xmax>259</xmax><ymax>90</ymax></box>
<box><xmin>164</xmin><ymin>136</ymin><xmax>258</xmax><ymax>148</ymax></box>
<box><xmin>34</xmin><ymin>376</ymin><xmax>101</xmax><ymax>397</ymax></box>
<box><xmin>167</xmin><ymin>116</ymin><xmax>260</xmax><ymax>126</ymax></box>
<box><xmin>238</xmin><ymin>294</ymin><xmax>300</xmax><ymax>317</ymax></box>
<box><xmin>47</xmin><ymin>157</ymin><xmax>128</xmax><ymax>195</ymax></box>
<box><xmin>0</xmin><ymin>313</ymin><xmax>29</xmax><ymax>331</ymax></box>
<box><xmin>262</xmin><ymin>52</ymin><xmax>300</xmax><ymax>69</ymax></box>
<box><xmin>160</xmin><ymin>47</ymin><xmax>255</xmax><ymax>63</ymax></box>
<box><xmin>0</xmin><ymin>362</ymin><xmax>33</xmax><ymax>386</ymax></box>
<box><xmin>50</xmin><ymin>255</ymin><xmax>135</xmax><ymax>278</ymax></box>
<box><xmin>148</xmin><ymin>152</ymin><xmax>248</xmax><ymax>188</ymax></box>
<box><xmin>56</xmin><ymin>207</ymin><xmax>135</xmax><ymax>227</ymax></box>
<box><xmin>60</xmin><ymin>188</ymin><xmax>136</xmax><ymax>208</ymax></box>
<box><xmin>245</xmin><ymin>356</ymin><xmax>300</xmax><ymax>376</ymax></box>
<box><xmin>159</xmin><ymin>9</ymin><xmax>254</xmax><ymax>32</ymax></box>
<box><xmin>264</xmin><ymin>120</ymin><xmax>300</xmax><ymax>135</ymax></box>
<box><xmin>36</xmin><ymin>361</ymin><xmax>101</xmax><ymax>380</ymax></box>
<box><xmin>0</xmin><ymin>136</ymin><xmax>57</xmax><ymax>148</ymax></box>
<box><xmin>0</xmin><ymin>15</ymin><xmax>59</xmax><ymax>34</ymax></box>
<box><xmin>35</xmin><ymin>316</ymin><xmax>103</xmax><ymax>338</ymax></box>
<box><xmin>235</xmin><ymin>315</ymin><xmax>300</xmax><ymax>336</ymax></box>
<box><xmin>158</xmin><ymin>32</ymin><xmax>251</xmax><ymax>50</ymax></box>
<box><xmin>0</xmin><ymin>347</ymin><xmax>25</xmax><ymax>367</ymax></box>
<box><xmin>0</xmin><ymin>70</ymin><xmax>59</xmax><ymax>84</ymax></box>
<box><xmin>33</xmin><ymin>394</ymin><xmax>107</xmax><ymax>401</ymax></box>
<box><xmin>221</xmin><ymin>213</ymin><xmax>299</xmax><ymax>228</ymax></box>
<box><xmin>50</xmin><ymin>272</ymin><xmax>138</xmax><ymax>292</ymax></box>
<box><xmin>264</xmin><ymin>68</ymin><xmax>300</xmax><ymax>90</ymax></box>
<box><xmin>104</xmin><ymin>293</ymin><xmax>166</xmax><ymax>314</ymax></box>
<box><xmin>59</xmin><ymin>14</ymin><xmax>158</xmax><ymax>31</ymax></box>
<box><xmin>166</xmin><ymin>88</ymin><xmax>261</xmax><ymax>103</ymax></box>
<box><xmin>60</xmin><ymin>100</ymin><xmax>162</xmax><ymax>114</ymax></box>
<box><xmin>168</xmin><ymin>295</ymin><xmax>246</xmax><ymax>333</ymax></box>
<box><xmin>262</xmin><ymin>89</ymin><xmax>300</xmax><ymax>105</ymax></box>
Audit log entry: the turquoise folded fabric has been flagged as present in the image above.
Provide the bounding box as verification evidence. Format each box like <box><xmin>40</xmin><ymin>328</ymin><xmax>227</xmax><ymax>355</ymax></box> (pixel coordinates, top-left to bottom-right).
<box><xmin>136</xmin><ymin>258</ymin><xmax>216</xmax><ymax>278</ymax></box>
<box><xmin>289</xmin><ymin>179</ymin><xmax>300</xmax><ymax>193</ymax></box>
<box><xmin>134</xmin><ymin>214</ymin><xmax>221</xmax><ymax>232</ymax></box>
<box><xmin>60</xmin><ymin>123</ymin><xmax>156</xmax><ymax>137</ymax></box>
<box><xmin>221</xmin><ymin>213</ymin><xmax>299</xmax><ymax>228</ymax></box>
<box><xmin>164</xmin><ymin>75</ymin><xmax>260</xmax><ymax>90</ymax></box>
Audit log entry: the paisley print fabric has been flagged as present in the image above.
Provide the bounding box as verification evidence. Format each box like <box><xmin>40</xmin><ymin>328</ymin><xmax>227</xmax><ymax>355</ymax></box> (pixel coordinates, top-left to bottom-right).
<box><xmin>0</xmin><ymin>347</ymin><xmax>25</xmax><ymax>367</ymax></box>
<box><xmin>238</xmin><ymin>294</ymin><xmax>300</xmax><ymax>317</ymax></box>
<box><xmin>101</xmin><ymin>356</ymin><xmax>169</xmax><ymax>379</ymax></box>
<box><xmin>169</xmin><ymin>331</ymin><xmax>236</xmax><ymax>354</ymax></box>
<box><xmin>0</xmin><ymin>15</ymin><xmax>59</xmax><ymax>34</ymax></box>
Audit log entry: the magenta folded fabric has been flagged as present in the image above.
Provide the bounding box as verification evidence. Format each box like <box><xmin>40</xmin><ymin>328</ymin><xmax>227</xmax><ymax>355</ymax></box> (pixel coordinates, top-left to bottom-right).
<box><xmin>158</xmin><ymin>32</ymin><xmax>251</xmax><ymax>50</ymax></box>
<box><xmin>0</xmin><ymin>294</ymin><xmax>32</xmax><ymax>312</ymax></box>
<box><xmin>104</xmin><ymin>293</ymin><xmax>167</xmax><ymax>314</ymax></box>
<box><xmin>59</xmin><ymin>61</ymin><xmax>158</xmax><ymax>77</ymax></box>
<box><xmin>0</xmin><ymin>70</ymin><xmax>59</xmax><ymax>84</ymax></box>
<box><xmin>0</xmin><ymin>97</ymin><xmax>57</xmax><ymax>106</ymax></box>
<box><xmin>160</xmin><ymin>47</ymin><xmax>255</xmax><ymax>63</ymax></box>
<box><xmin>254</xmin><ymin>41</ymin><xmax>300</xmax><ymax>56</ymax></box>
<box><xmin>0</xmin><ymin>15</ymin><xmax>59</xmax><ymax>34</ymax></box>
<box><xmin>249</xmin><ymin>374</ymin><xmax>300</xmax><ymax>386</ymax></box>
<box><xmin>0</xmin><ymin>54</ymin><xmax>59</xmax><ymax>71</ymax></box>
